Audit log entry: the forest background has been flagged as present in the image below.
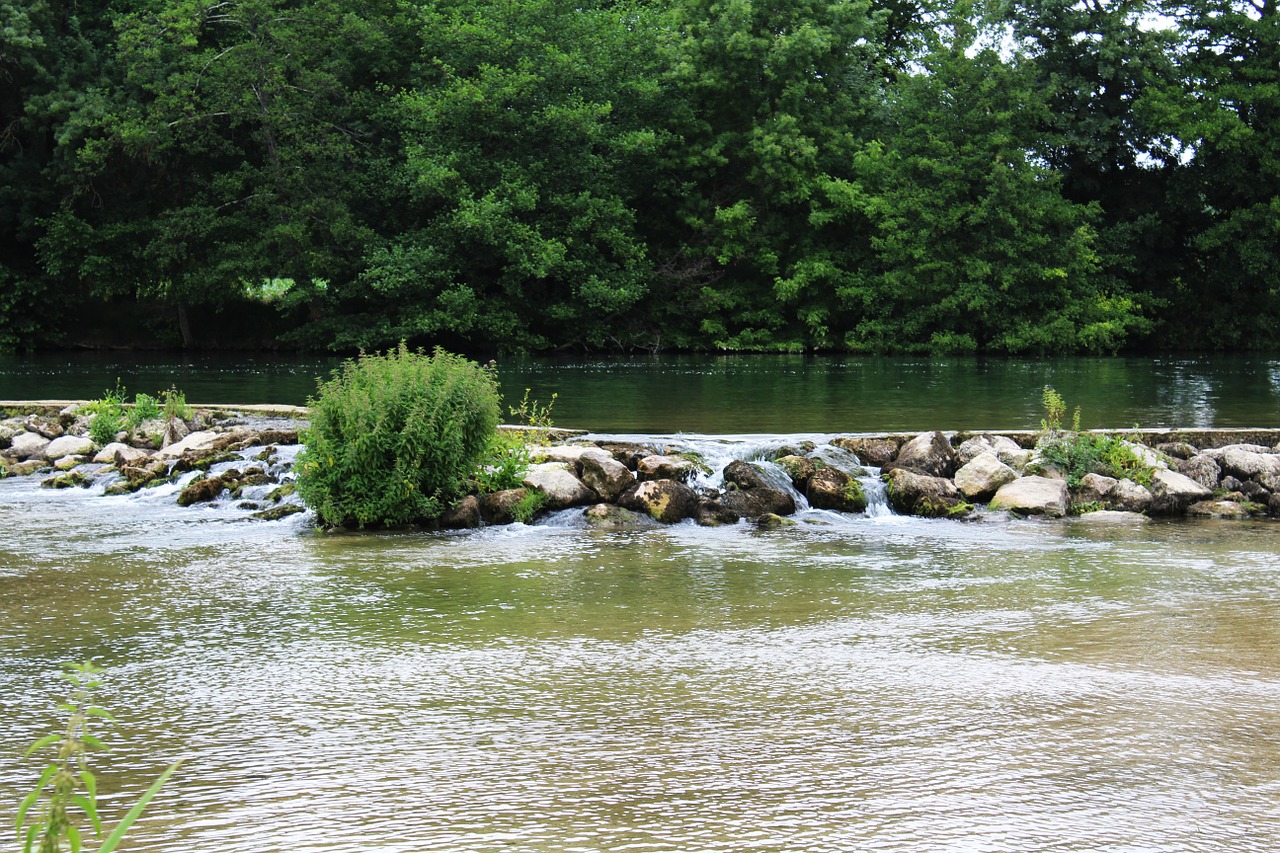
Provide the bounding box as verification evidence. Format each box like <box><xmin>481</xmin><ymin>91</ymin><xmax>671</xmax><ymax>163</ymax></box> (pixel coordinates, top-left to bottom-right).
<box><xmin>1</xmin><ymin>0</ymin><xmax>1276</xmax><ymax>355</ymax></box>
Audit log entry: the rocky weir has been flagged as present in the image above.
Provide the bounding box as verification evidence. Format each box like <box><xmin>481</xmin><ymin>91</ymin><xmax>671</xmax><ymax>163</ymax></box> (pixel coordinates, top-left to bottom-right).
<box><xmin>2</xmin><ymin>401</ymin><xmax>1279</xmax><ymax>528</ymax></box>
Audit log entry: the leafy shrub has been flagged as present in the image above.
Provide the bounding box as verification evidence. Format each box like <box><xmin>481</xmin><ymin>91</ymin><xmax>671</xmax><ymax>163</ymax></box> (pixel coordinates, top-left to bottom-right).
<box><xmin>83</xmin><ymin>382</ymin><xmax>128</xmax><ymax>445</ymax></box>
<box><xmin>473</xmin><ymin>431</ymin><xmax>533</xmax><ymax>493</ymax></box>
<box><xmin>297</xmin><ymin>344</ymin><xmax>501</xmax><ymax>528</ymax></box>
<box><xmin>129</xmin><ymin>392</ymin><xmax>161</xmax><ymax>428</ymax></box>
<box><xmin>1033</xmin><ymin>386</ymin><xmax>1155</xmax><ymax>488</ymax></box>
<box><xmin>161</xmin><ymin>386</ymin><xmax>191</xmax><ymax>421</ymax></box>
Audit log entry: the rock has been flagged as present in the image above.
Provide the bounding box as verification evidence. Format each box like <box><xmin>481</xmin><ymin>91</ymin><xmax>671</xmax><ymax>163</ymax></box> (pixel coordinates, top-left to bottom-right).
<box><xmin>831</xmin><ymin>437</ymin><xmax>900</xmax><ymax>467</ymax></box>
<box><xmin>154</xmin><ymin>430</ymin><xmax>221</xmax><ymax>460</ymax></box>
<box><xmin>806</xmin><ymin>467</ymin><xmax>867</xmax><ymax>513</ymax></box>
<box><xmin>162</xmin><ymin>417</ymin><xmax>191</xmax><ymax>448</ymax></box>
<box><xmin>695</xmin><ymin>500</ymin><xmax>740</xmax><ymax>527</ymax></box>
<box><xmin>41</xmin><ymin>471</ymin><xmax>90</xmax><ymax>489</ymax></box>
<box><xmin>1110</xmin><ymin>479</ymin><xmax>1153</xmax><ymax>513</ymax></box>
<box><xmin>1239</xmin><ymin>480</ymin><xmax>1270</xmax><ymax>502</ymax></box>
<box><xmin>1271</xmin><ymin>493</ymin><xmax>1280</xmax><ymax>517</ymax></box>
<box><xmin>954</xmin><ymin>452</ymin><xmax>1019</xmax><ymax>501</ymax></box>
<box><xmin>252</xmin><ymin>504</ymin><xmax>305</xmax><ymax>521</ymax></box>
<box><xmin>882</xmin><ymin>431</ymin><xmax>956</xmax><ymax>478</ymax></box>
<box><xmin>1148</xmin><ymin>469</ymin><xmax>1213</xmax><ymax>515</ymax></box>
<box><xmin>539</xmin><ymin>444</ymin><xmax>611</xmax><ymax>465</ymax></box>
<box><xmin>521</xmin><ymin>462</ymin><xmax>595</xmax><ymax>509</ymax></box>
<box><xmin>956</xmin><ymin>434</ymin><xmax>1032</xmax><ymax>470</ymax></box>
<box><xmin>636</xmin><ymin>454</ymin><xmax>698</xmax><ymax>483</ymax></box>
<box><xmin>0</xmin><ymin>422</ymin><xmax>16</xmax><ymax>448</ymax></box>
<box><xmin>1186</xmin><ymin>499</ymin><xmax>1252</xmax><ymax>519</ymax></box>
<box><xmin>1220</xmin><ymin>475</ymin><xmax>1245</xmax><ymax>493</ymax></box>
<box><xmin>93</xmin><ymin>442</ymin><xmax>131</xmax><ymax>464</ymax></box>
<box><xmin>755</xmin><ymin>513</ymin><xmax>797</xmax><ymax>529</ymax></box>
<box><xmin>578</xmin><ymin>454</ymin><xmax>635</xmax><ymax>502</ymax></box>
<box><xmin>178</xmin><ymin>475</ymin><xmax>226</xmax><ymax>506</ymax></box>
<box><xmin>53</xmin><ymin>455</ymin><xmax>85</xmax><ymax>471</ymax></box>
<box><xmin>989</xmin><ymin>476</ymin><xmax>1070</xmax><ymax>518</ymax></box>
<box><xmin>256</xmin><ymin>429</ymin><xmax>299</xmax><ymax>446</ymax></box>
<box><xmin>1120</xmin><ymin>440</ymin><xmax>1168</xmax><ymax>471</ymax></box>
<box><xmin>440</xmin><ymin>495</ymin><xmax>482</xmax><ymax>529</ymax></box>
<box><xmin>24</xmin><ymin>417</ymin><xmax>63</xmax><ymax>439</ymax></box>
<box><xmin>1218</xmin><ymin>445</ymin><xmax>1280</xmax><ymax>480</ymax></box>
<box><xmin>584</xmin><ymin>503</ymin><xmax>646</xmax><ymax>527</ymax></box>
<box><xmin>805</xmin><ymin>445</ymin><xmax>868</xmax><ymax>478</ymax></box>
<box><xmin>1257</xmin><ymin>472</ymin><xmax>1280</xmax><ymax>494</ymax></box>
<box><xmin>618</xmin><ymin>479</ymin><xmax>700</xmax><ymax>523</ymax></box>
<box><xmin>43</xmin><ymin>434</ymin><xmax>96</xmax><ymax>460</ymax></box>
<box><xmin>1076</xmin><ymin>510</ymin><xmax>1150</xmax><ymax>523</ymax></box>
<box><xmin>883</xmin><ymin>469</ymin><xmax>972</xmax><ymax>518</ymax></box>
<box><xmin>9</xmin><ymin>432</ymin><xmax>51</xmax><ymax>461</ymax></box>
<box><xmin>1074</xmin><ymin>472</ymin><xmax>1118</xmax><ymax>506</ymax></box>
<box><xmin>775</xmin><ymin>455</ymin><xmax>817</xmax><ymax>490</ymax></box>
<box><xmin>1156</xmin><ymin>442</ymin><xmax>1199</xmax><ymax>460</ymax></box>
<box><xmin>6</xmin><ymin>460</ymin><xmax>44</xmax><ymax>477</ymax></box>
<box><xmin>720</xmin><ymin>460</ymin><xmax>797</xmax><ymax>518</ymax></box>
<box><xmin>1176</xmin><ymin>454</ymin><xmax>1222</xmax><ymax>491</ymax></box>
<box><xmin>480</xmin><ymin>488</ymin><xmax>534</xmax><ymax>525</ymax></box>
<box><xmin>595</xmin><ymin>442</ymin><xmax>652</xmax><ymax>470</ymax></box>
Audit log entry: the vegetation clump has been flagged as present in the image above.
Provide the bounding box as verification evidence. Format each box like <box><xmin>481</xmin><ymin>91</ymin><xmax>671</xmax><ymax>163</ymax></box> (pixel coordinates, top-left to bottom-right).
<box><xmin>297</xmin><ymin>344</ymin><xmax>501</xmax><ymax>528</ymax></box>
<box><xmin>1032</xmin><ymin>385</ymin><xmax>1156</xmax><ymax>488</ymax></box>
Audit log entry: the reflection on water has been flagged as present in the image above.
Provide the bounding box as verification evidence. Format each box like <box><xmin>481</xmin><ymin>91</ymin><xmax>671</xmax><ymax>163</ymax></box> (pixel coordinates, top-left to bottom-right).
<box><xmin>1</xmin><ymin>473</ymin><xmax>1279</xmax><ymax>852</ymax></box>
<box><xmin>2</xmin><ymin>352</ymin><xmax>1279</xmax><ymax>431</ymax></box>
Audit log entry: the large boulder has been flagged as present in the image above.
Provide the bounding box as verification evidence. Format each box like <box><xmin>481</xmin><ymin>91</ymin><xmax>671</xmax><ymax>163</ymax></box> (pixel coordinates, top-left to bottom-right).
<box><xmin>636</xmin><ymin>454</ymin><xmax>699</xmax><ymax>483</ymax></box>
<box><xmin>883</xmin><ymin>469</ymin><xmax>971</xmax><ymax>518</ymax></box>
<box><xmin>480</xmin><ymin>488</ymin><xmax>535</xmax><ymax>525</ymax></box>
<box><xmin>954</xmin><ymin>452</ymin><xmax>1019</xmax><ymax>501</ymax></box>
<box><xmin>1148</xmin><ymin>469</ymin><xmax>1213</xmax><ymax>515</ymax></box>
<box><xmin>806</xmin><ymin>467</ymin><xmax>867</xmax><ymax>513</ymax></box>
<box><xmin>8</xmin><ymin>432</ymin><xmax>50</xmax><ymax>461</ymax></box>
<box><xmin>720</xmin><ymin>460</ymin><xmax>797</xmax><ymax>518</ymax></box>
<box><xmin>440</xmin><ymin>495</ymin><xmax>482</xmax><ymax>529</ymax></box>
<box><xmin>1216</xmin><ymin>445</ymin><xmax>1280</xmax><ymax>481</ymax></box>
<box><xmin>774</xmin><ymin>455</ymin><xmax>817</xmax><ymax>490</ymax></box>
<box><xmin>44</xmin><ymin>434</ymin><xmax>96</xmax><ymax>460</ymax></box>
<box><xmin>578</xmin><ymin>453</ymin><xmax>635</xmax><ymax>502</ymax></box>
<box><xmin>617</xmin><ymin>479</ymin><xmax>700</xmax><ymax>523</ymax></box>
<box><xmin>989</xmin><ymin>476</ymin><xmax>1070</xmax><ymax>518</ymax></box>
<box><xmin>1176</xmin><ymin>454</ymin><xmax>1222</xmax><ymax>491</ymax></box>
<box><xmin>177</xmin><ymin>475</ymin><xmax>226</xmax><ymax>506</ymax></box>
<box><xmin>831</xmin><ymin>436</ymin><xmax>900</xmax><ymax>467</ymax></box>
<box><xmin>882</xmin><ymin>431</ymin><xmax>956</xmax><ymax>478</ymax></box>
<box><xmin>153</xmin><ymin>430</ymin><xmax>222</xmax><ymax>460</ymax></box>
<box><xmin>1074</xmin><ymin>472</ymin><xmax>1118</xmax><ymax>506</ymax></box>
<box><xmin>1110</xmin><ymin>479</ymin><xmax>1154</xmax><ymax>513</ymax></box>
<box><xmin>1186</xmin><ymin>499</ymin><xmax>1252</xmax><ymax>519</ymax></box>
<box><xmin>539</xmin><ymin>444</ymin><xmax>611</xmax><ymax>465</ymax></box>
<box><xmin>522</xmin><ymin>462</ymin><xmax>595</xmax><ymax>509</ymax></box>
<box><xmin>955</xmin><ymin>434</ymin><xmax>1032</xmax><ymax>470</ymax></box>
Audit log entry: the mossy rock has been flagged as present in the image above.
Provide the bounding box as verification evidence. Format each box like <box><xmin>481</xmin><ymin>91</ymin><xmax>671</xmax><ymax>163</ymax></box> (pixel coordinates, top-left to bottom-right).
<box><xmin>253</xmin><ymin>504</ymin><xmax>306</xmax><ymax>521</ymax></box>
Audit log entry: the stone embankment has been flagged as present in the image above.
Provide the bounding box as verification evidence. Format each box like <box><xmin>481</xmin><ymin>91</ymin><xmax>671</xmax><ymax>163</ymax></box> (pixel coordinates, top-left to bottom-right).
<box><xmin>2</xmin><ymin>400</ymin><xmax>1278</xmax><ymax>527</ymax></box>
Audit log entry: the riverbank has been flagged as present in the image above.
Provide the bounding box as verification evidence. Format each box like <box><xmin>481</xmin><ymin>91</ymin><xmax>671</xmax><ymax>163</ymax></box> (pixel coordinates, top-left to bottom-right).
<box><xmin>2</xmin><ymin>401</ymin><xmax>1278</xmax><ymax>526</ymax></box>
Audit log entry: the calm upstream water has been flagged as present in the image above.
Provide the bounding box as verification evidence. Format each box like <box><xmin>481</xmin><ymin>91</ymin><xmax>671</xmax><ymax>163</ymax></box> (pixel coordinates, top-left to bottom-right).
<box><xmin>2</xmin><ymin>355</ymin><xmax>1279</xmax><ymax>851</ymax></box>
<box><xmin>1</xmin><ymin>351</ymin><xmax>1279</xmax><ymax>431</ymax></box>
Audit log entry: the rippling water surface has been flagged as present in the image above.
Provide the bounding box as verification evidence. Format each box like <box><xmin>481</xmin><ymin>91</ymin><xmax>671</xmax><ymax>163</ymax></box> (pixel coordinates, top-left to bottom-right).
<box><xmin>2</xmin><ymin>452</ymin><xmax>1279</xmax><ymax>852</ymax></box>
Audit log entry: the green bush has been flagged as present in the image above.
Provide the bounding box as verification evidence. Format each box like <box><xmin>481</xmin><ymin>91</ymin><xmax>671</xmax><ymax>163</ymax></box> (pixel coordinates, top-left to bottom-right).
<box><xmin>297</xmin><ymin>344</ymin><xmax>501</xmax><ymax>528</ymax></box>
<box><xmin>1033</xmin><ymin>386</ymin><xmax>1156</xmax><ymax>488</ymax></box>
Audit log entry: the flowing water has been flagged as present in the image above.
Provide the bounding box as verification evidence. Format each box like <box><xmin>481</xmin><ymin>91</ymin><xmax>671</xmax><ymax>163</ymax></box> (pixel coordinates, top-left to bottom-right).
<box><xmin>2</xmin><ymin>422</ymin><xmax>1279</xmax><ymax>851</ymax></box>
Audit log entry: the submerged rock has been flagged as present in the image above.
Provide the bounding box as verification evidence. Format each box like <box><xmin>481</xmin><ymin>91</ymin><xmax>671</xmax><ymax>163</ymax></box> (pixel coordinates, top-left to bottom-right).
<box><xmin>1186</xmin><ymin>499</ymin><xmax>1253</xmax><ymax>519</ymax></box>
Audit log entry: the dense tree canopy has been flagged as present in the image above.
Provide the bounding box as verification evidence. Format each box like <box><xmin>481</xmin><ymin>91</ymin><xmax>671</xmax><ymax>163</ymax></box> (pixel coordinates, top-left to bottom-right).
<box><xmin>1</xmin><ymin>0</ymin><xmax>1275</xmax><ymax>353</ymax></box>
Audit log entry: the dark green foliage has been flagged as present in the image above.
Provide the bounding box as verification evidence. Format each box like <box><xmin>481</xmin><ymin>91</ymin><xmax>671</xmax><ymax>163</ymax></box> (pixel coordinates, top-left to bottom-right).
<box><xmin>0</xmin><ymin>0</ymin><xmax>1277</xmax><ymax>354</ymax></box>
<box><xmin>296</xmin><ymin>344</ymin><xmax>501</xmax><ymax>528</ymax></box>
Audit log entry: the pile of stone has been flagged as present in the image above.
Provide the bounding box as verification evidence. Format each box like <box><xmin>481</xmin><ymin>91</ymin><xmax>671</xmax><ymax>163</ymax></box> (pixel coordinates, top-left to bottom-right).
<box><xmin>841</xmin><ymin>430</ymin><xmax>1280</xmax><ymax>521</ymax></box>
<box><xmin>0</xmin><ymin>405</ymin><xmax>303</xmax><ymax>519</ymax></box>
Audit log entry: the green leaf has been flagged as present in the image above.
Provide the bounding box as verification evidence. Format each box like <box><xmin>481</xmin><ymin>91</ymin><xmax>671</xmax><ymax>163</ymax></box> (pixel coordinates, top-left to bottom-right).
<box><xmin>67</xmin><ymin>823</ymin><xmax>82</xmax><ymax>853</ymax></box>
<box><xmin>14</xmin><ymin>788</ymin><xmax>40</xmax><ymax>835</ymax></box>
<box><xmin>98</xmin><ymin>761</ymin><xmax>181</xmax><ymax>853</ymax></box>
<box><xmin>22</xmin><ymin>734</ymin><xmax>61</xmax><ymax>757</ymax></box>
<box><xmin>73</xmin><ymin>793</ymin><xmax>101</xmax><ymax>836</ymax></box>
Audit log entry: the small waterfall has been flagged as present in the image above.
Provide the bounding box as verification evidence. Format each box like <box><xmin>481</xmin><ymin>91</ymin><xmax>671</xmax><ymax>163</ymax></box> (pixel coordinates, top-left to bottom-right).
<box><xmin>861</xmin><ymin>470</ymin><xmax>893</xmax><ymax>517</ymax></box>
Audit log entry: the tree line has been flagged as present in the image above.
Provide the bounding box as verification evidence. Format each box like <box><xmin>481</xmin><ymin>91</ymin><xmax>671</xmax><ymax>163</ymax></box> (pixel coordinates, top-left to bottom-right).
<box><xmin>1</xmin><ymin>0</ymin><xmax>1275</xmax><ymax>354</ymax></box>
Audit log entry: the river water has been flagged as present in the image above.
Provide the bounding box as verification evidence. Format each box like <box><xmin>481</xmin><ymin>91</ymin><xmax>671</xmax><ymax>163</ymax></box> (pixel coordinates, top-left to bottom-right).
<box><xmin>2</xmin><ymin>355</ymin><xmax>1280</xmax><ymax>851</ymax></box>
<box><xmin>2</xmin><ymin>351</ymin><xmax>1279</xmax><ymax>431</ymax></box>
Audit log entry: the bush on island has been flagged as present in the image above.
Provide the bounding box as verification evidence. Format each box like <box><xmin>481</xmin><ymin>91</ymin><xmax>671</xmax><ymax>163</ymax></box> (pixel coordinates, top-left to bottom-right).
<box><xmin>297</xmin><ymin>344</ymin><xmax>500</xmax><ymax>528</ymax></box>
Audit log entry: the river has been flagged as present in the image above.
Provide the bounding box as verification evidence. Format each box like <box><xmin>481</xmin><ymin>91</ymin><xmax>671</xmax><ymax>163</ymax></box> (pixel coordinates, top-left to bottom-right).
<box><xmin>1</xmin><ymin>355</ymin><xmax>1279</xmax><ymax>851</ymax></box>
